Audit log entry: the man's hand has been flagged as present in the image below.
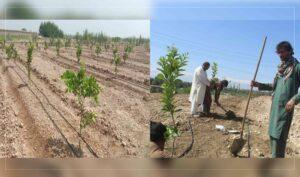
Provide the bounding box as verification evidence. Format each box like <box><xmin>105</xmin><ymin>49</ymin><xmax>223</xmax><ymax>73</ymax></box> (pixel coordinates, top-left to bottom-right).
<box><xmin>285</xmin><ymin>99</ymin><xmax>295</xmax><ymax>112</ymax></box>
<box><xmin>251</xmin><ymin>80</ymin><xmax>260</xmax><ymax>87</ymax></box>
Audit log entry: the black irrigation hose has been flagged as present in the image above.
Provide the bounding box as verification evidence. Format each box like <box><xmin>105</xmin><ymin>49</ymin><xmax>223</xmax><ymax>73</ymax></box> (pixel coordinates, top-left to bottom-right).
<box><xmin>178</xmin><ymin>116</ymin><xmax>194</xmax><ymax>158</ymax></box>
<box><xmin>9</xmin><ymin>65</ymin><xmax>80</xmax><ymax>158</ymax></box>
<box><xmin>14</xmin><ymin>61</ymin><xmax>99</xmax><ymax>158</ymax></box>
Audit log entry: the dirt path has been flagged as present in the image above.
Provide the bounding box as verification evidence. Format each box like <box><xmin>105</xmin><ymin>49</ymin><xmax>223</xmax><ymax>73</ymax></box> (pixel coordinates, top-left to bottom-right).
<box><xmin>149</xmin><ymin>93</ymin><xmax>300</xmax><ymax>158</ymax></box>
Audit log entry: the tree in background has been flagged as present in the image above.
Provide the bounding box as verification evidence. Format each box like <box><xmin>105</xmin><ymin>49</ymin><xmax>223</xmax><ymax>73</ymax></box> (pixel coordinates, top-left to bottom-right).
<box><xmin>44</xmin><ymin>41</ymin><xmax>48</xmax><ymax>51</ymax></box>
<box><xmin>55</xmin><ymin>38</ymin><xmax>62</xmax><ymax>56</ymax></box>
<box><xmin>27</xmin><ymin>42</ymin><xmax>34</xmax><ymax>79</ymax></box>
<box><xmin>76</xmin><ymin>43</ymin><xmax>82</xmax><ymax>63</ymax></box>
<box><xmin>39</xmin><ymin>21</ymin><xmax>64</xmax><ymax>38</ymax></box>
<box><xmin>112</xmin><ymin>48</ymin><xmax>121</xmax><ymax>76</ymax></box>
<box><xmin>211</xmin><ymin>62</ymin><xmax>219</xmax><ymax>84</ymax></box>
<box><xmin>95</xmin><ymin>43</ymin><xmax>101</xmax><ymax>57</ymax></box>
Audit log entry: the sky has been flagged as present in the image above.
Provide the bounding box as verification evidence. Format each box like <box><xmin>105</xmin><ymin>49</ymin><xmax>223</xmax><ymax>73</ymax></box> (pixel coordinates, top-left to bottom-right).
<box><xmin>150</xmin><ymin>1</ymin><xmax>300</xmax><ymax>89</ymax></box>
<box><xmin>1</xmin><ymin>20</ymin><xmax>150</xmax><ymax>38</ymax></box>
<box><xmin>0</xmin><ymin>0</ymin><xmax>150</xmax><ymax>19</ymax></box>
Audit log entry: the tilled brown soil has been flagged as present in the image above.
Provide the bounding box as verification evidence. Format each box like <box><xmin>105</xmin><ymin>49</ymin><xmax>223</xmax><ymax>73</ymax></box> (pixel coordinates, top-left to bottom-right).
<box><xmin>0</xmin><ymin>43</ymin><xmax>150</xmax><ymax>158</ymax></box>
<box><xmin>149</xmin><ymin>93</ymin><xmax>300</xmax><ymax>158</ymax></box>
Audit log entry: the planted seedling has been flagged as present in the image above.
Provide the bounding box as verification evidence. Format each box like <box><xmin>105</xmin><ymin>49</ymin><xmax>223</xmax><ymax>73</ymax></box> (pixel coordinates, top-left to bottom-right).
<box><xmin>36</xmin><ymin>42</ymin><xmax>39</xmax><ymax>50</ymax></box>
<box><xmin>76</xmin><ymin>43</ymin><xmax>82</xmax><ymax>63</ymax></box>
<box><xmin>61</xmin><ymin>64</ymin><xmax>101</xmax><ymax>149</ymax></box>
<box><xmin>0</xmin><ymin>40</ymin><xmax>5</xmax><ymax>51</ymax></box>
<box><xmin>50</xmin><ymin>37</ymin><xmax>55</xmax><ymax>46</ymax></box>
<box><xmin>65</xmin><ymin>38</ymin><xmax>71</xmax><ymax>48</ymax></box>
<box><xmin>27</xmin><ymin>42</ymin><xmax>34</xmax><ymax>79</ymax></box>
<box><xmin>112</xmin><ymin>48</ymin><xmax>121</xmax><ymax>75</ymax></box>
<box><xmin>122</xmin><ymin>52</ymin><xmax>128</xmax><ymax>63</ymax></box>
<box><xmin>122</xmin><ymin>45</ymin><xmax>132</xmax><ymax>63</ymax></box>
<box><xmin>95</xmin><ymin>43</ymin><xmax>101</xmax><ymax>57</ymax></box>
<box><xmin>44</xmin><ymin>41</ymin><xmax>48</xmax><ymax>51</ymax></box>
<box><xmin>157</xmin><ymin>46</ymin><xmax>188</xmax><ymax>157</ymax></box>
<box><xmin>105</xmin><ymin>43</ymin><xmax>109</xmax><ymax>52</ymax></box>
<box><xmin>55</xmin><ymin>39</ymin><xmax>61</xmax><ymax>56</ymax></box>
<box><xmin>211</xmin><ymin>62</ymin><xmax>219</xmax><ymax>84</ymax></box>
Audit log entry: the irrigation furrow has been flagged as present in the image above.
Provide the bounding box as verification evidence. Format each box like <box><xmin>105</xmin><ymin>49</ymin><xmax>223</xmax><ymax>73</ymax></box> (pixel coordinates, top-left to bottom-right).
<box><xmin>37</xmin><ymin>51</ymin><xmax>149</xmax><ymax>95</ymax></box>
<box><xmin>8</xmin><ymin>60</ymin><xmax>99</xmax><ymax>158</ymax></box>
<box><xmin>64</xmin><ymin>47</ymin><xmax>149</xmax><ymax>65</ymax></box>
<box><xmin>2</xmin><ymin>49</ymin><xmax>129</xmax><ymax>154</ymax></box>
<box><xmin>17</xmin><ymin>45</ymin><xmax>149</xmax><ymax>92</ymax></box>
<box><xmin>52</xmin><ymin>50</ymin><xmax>149</xmax><ymax>88</ymax></box>
<box><xmin>60</xmin><ymin>48</ymin><xmax>149</xmax><ymax>73</ymax></box>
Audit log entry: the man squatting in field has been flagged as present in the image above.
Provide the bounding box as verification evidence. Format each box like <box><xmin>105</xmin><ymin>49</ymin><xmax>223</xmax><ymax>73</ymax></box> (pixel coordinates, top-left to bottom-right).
<box><xmin>251</xmin><ymin>41</ymin><xmax>299</xmax><ymax>158</ymax></box>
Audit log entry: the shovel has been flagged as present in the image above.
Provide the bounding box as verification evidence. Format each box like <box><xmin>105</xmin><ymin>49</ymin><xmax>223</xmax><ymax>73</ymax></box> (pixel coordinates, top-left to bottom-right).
<box><xmin>218</xmin><ymin>105</ymin><xmax>236</xmax><ymax>119</ymax></box>
<box><xmin>230</xmin><ymin>36</ymin><xmax>267</xmax><ymax>156</ymax></box>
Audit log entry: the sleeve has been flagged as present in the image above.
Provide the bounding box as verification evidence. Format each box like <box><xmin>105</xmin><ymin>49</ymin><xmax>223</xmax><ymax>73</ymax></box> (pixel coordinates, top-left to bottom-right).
<box><xmin>292</xmin><ymin>64</ymin><xmax>300</xmax><ymax>104</ymax></box>
<box><xmin>258</xmin><ymin>83</ymin><xmax>273</xmax><ymax>91</ymax></box>
<box><xmin>200</xmin><ymin>70</ymin><xmax>210</xmax><ymax>86</ymax></box>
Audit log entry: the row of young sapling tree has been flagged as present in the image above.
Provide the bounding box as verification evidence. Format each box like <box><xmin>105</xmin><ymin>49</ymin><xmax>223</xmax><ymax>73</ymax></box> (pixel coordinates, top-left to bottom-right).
<box><xmin>34</xmin><ymin>36</ymin><xmax>136</xmax><ymax>76</ymax></box>
<box><xmin>1</xmin><ymin>39</ymin><xmax>102</xmax><ymax>155</ymax></box>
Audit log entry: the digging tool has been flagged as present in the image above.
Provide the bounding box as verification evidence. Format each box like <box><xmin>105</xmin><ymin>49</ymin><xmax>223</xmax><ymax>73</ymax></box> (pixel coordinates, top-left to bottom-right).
<box><xmin>230</xmin><ymin>36</ymin><xmax>267</xmax><ymax>156</ymax></box>
<box><xmin>218</xmin><ymin>105</ymin><xmax>236</xmax><ymax>119</ymax></box>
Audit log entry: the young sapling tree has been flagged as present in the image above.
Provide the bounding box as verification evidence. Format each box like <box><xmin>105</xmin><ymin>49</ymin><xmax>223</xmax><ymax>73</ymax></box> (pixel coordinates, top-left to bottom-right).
<box><xmin>65</xmin><ymin>38</ymin><xmax>71</xmax><ymax>48</ymax></box>
<box><xmin>211</xmin><ymin>62</ymin><xmax>218</xmax><ymax>85</ymax></box>
<box><xmin>157</xmin><ymin>46</ymin><xmax>188</xmax><ymax>157</ymax></box>
<box><xmin>44</xmin><ymin>41</ymin><xmax>48</xmax><ymax>51</ymax></box>
<box><xmin>27</xmin><ymin>42</ymin><xmax>34</xmax><ymax>79</ymax></box>
<box><xmin>112</xmin><ymin>48</ymin><xmax>121</xmax><ymax>75</ymax></box>
<box><xmin>95</xmin><ymin>43</ymin><xmax>101</xmax><ymax>57</ymax></box>
<box><xmin>61</xmin><ymin>64</ymin><xmax>101</xmax><ymax>149</ymax></box>
<box><xmin>122</xmin><ymin>52</ymin><xmax>128</xmax><ymax>63</ymax></box>
<box><xmin>76</xmin><ymin>43</ymin><xmax>82</xmax><ymax>63</ymax></box>
<box><xmin>55</xmin><ymin>38</ymin><xmax>61</xmax><ymax>56</ymax></box>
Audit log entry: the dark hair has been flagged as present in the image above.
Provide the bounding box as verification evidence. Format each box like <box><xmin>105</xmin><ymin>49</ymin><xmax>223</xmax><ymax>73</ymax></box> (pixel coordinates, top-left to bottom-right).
<box><xmin>276</xmin><ymin>41</ymin><xmax>294</xmax><ymax>55</ymax></box>
<box><xmin>221</xmin><ymin>80</ymin><xmax>229</xmax><ymax>87</ymax></box>
<box><xmin>150</xmin><ymin>121</ymin><xmax>166</xmax><ymax>142</ymax></box>
<box><xmin>203</xmin><ymin>62</ymin><xmax>210</xmax><ymax>67</ymax></box>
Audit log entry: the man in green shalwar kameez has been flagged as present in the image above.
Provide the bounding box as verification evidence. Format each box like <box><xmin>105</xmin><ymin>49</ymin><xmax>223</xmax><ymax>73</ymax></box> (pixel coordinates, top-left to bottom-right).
<box><xmin>251</xmin><ymin>41</ymin><xmax>298</xmax><ymax>158</ymax></box>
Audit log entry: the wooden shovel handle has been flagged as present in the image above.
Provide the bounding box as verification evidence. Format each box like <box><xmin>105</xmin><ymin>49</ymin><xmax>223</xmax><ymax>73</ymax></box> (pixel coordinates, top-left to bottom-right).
<box><xmin>240</xmin><ymin>36</ymin><xmax>267</xmax><ymax>138</ymax></box>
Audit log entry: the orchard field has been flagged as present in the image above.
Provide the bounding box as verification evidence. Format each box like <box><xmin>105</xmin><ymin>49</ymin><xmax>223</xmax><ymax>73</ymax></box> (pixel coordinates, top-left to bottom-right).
<box><xmin>0</xmin><ymin>33</ymin><xmax>150</xmax><ymax>158</ymax></box>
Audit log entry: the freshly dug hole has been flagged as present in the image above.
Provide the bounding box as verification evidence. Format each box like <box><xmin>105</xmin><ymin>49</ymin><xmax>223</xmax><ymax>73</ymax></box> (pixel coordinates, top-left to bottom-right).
<box><xmin>226</xmin><ymin>110</ymin><xmax>236</xmax><ymax>119</ymax></box>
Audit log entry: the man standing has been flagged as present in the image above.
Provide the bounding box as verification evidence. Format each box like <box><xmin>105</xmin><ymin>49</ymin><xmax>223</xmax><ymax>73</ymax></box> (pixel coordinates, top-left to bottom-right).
<box><xmin>251</xmin><ymin>41</ymin><xmax>299</xmax><ymax>158</ymax></box>
<box><xmin>189</xmin><ymin>62</ymin><xmax>210</xmax><ymax>117</ymax></box>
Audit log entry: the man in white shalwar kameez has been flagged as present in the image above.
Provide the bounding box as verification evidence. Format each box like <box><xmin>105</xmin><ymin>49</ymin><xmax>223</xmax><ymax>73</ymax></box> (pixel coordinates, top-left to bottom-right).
<box><xmin>189</xmin><ymin>62</ymin><xmax>210</xmax><ymax>117</ymax></box>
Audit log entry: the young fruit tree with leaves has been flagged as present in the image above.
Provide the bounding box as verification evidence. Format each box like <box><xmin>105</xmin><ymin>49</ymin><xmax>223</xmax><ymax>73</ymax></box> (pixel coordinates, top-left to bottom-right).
<box><xmin>211</xmin><ymin>62</ymin><xmax>218</xmax><ymax>84</ymax></box>
<box><xmin>27</xmin><ymin>42</ymin><xmax>34</xmax><ymax>79</ymax></box>
<box><xmin>5</xmin><ymin>44</ymin><xmax>18</xmax><ymax>60</ymax></box>
<box><xmin>55</xmin><ymin>38</ymin><xmax>61</xmax><ymax>56</ymax></box>
<box><xmin>61</xmin><ymin>64</ymin><xmax>101</xmax><ymax>148</ymax></box>
<box><xmin>112</xmin><ymin>48</ymin><xmax>121</xmax><ymax>75</ymax></box>
<box><xmin>95</xmin><ymin>43</ymin><xmax>101</xmax><ymax>57</ymax></box>
<box><xmin>76</xmin><ymin>43</ymin><xmax>82</xmax><ymax>63</ymax></box>
<box><xmin>157</xmin><ymin>46</ymin><xmax>188</xmax><ymax>157</ymax></box>
<box><xmin>44</xmin><ymin>41</ymin><xmax>49</xmax><ymax>51</ymax></box>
